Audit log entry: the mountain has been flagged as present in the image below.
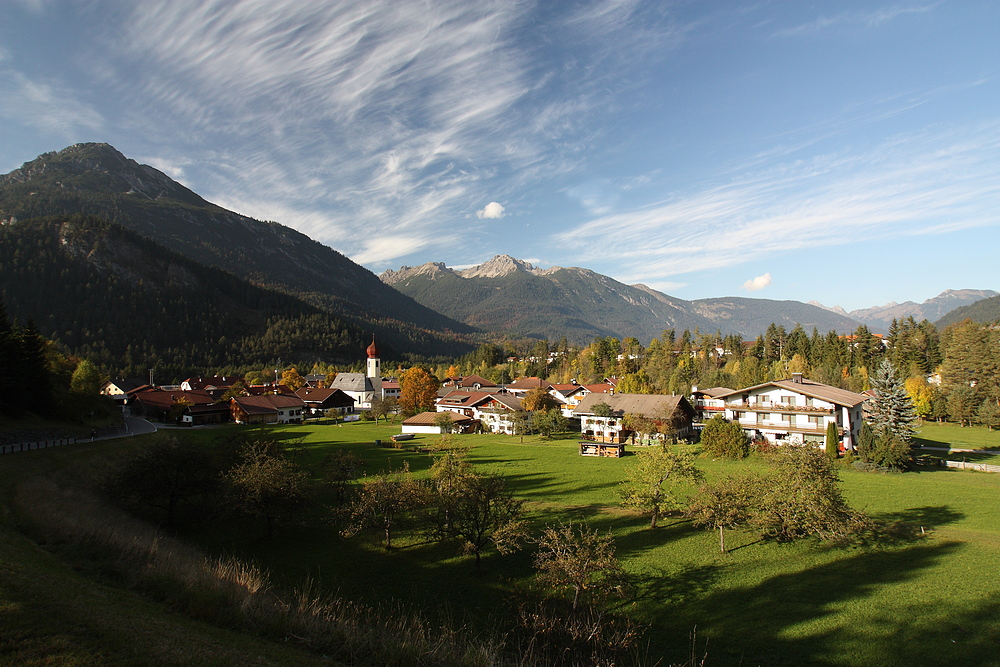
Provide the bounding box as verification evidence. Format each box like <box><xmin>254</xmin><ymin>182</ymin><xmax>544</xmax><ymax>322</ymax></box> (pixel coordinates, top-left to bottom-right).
<box><xmin>813</xmin><ymin>289</ymin><xmax>999</xmax><ymax>332</ymax></box>
<box><xmin>0</xmin><ymin>143</ymin><xmax>474</xmax><ymax>356</ymax></box>
<box><xmin>936</xmin><ymin>294</ymin><xmax>1000</xmax><ymax>328</ymax></box>
<box><xmin>381</xmin><ymin>256</ymin><xmax>863</xmax><ymax>343</ymax></box>
<box><xmin>0</xmin><ymin>214</ymin><xmax>386</xmax><ymax>375</ymax></box>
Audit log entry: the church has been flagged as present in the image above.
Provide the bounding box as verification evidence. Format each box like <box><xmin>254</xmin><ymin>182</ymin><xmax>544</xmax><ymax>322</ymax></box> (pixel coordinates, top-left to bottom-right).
<box><xmin>326</xmin><ymin>337</ymin><xmax>384</xmax><ymax>410</ymax></box>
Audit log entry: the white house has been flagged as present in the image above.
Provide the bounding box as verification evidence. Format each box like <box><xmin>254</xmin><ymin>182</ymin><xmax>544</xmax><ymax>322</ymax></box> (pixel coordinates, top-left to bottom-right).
<box><xmin>435</xmin><ymin>390</ymin><xmax>524</xmax><ymax>434</ymax></box>
<box><xmin>715</xmin><ymin>373</ymin><xmax>868</xmax><ymax>450</ymax></box>
<box><xmin>573</xmin><ymin>392</ymin><xmax>696</xmax><ymax>444</ymax></box>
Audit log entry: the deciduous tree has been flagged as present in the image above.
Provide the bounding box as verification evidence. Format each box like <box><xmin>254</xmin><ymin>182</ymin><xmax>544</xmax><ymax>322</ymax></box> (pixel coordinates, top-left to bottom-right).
<box><xmin>687</xmin><ymin>472</ymin><xmax>762</xmax><ymax>553</ymax></box>
<box><xmin>398</xmin><ymin>367</ymin><xmax>440</xmax><ymax>415</ymax></box>
<box><xmin>522</xmin><ymin>387</ymin><xmax>560</xmax><ymax>412</ymax></box>
<box><xmin>224</xmin><ymin>440</ymin><xmax>310</xmax><ymax>538</ymax></box>
<box><xmin>533</xmin><ymin>522</ymin><xmax>629</xmax><ymax>611</ymax></box>
<box><xmin>341</xmin><ymin>463</ymin><xmax>428</xmax><ymax>549</ymax></box>
<box><xmin>620</xmin><ymin>447</ymin><xmax>703</xmax><ymax>528</ymax></box>
<box><xmin>440</xmin><ymin>473</ymin><xmax>526</xmax><ymax>570</ymax></box>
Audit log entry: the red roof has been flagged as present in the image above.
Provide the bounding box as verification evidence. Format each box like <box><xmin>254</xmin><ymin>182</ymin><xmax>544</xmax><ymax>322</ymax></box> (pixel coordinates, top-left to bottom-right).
<box><xmin>132</xmin><ymin>389</ymin><xmax>215</xmax><ymax>409</ymax></box>
<box><xmin>231</xmin><ymin>395</ymin><xmax>305</xmax><ymax>415</ymax></box>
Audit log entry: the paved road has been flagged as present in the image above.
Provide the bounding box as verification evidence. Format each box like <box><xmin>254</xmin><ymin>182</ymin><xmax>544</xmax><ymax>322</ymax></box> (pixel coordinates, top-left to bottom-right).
<box><xmin>916</xmin><ymin>445</ymin><xmax>996</xmax><ymax>455</ymax></box>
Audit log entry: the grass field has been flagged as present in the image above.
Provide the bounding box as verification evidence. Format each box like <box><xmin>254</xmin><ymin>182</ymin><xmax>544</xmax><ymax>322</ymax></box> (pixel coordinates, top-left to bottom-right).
<box><xmin>913</xmin><ymin>421</ymin><xmax>1000</xmax><ymax>464</ymax></box>
<box><xmin>3</xmin><ymin>420</ymin><xmax>1000</xmax><ymax>665</ymax></box>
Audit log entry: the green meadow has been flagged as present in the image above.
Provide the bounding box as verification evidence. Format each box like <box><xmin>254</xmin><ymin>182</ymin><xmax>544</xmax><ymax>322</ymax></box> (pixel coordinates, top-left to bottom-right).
<box><xmin>3</xmin><ymin>419</ymin><xmax>1000</xmax><ymax>665</ymax></box>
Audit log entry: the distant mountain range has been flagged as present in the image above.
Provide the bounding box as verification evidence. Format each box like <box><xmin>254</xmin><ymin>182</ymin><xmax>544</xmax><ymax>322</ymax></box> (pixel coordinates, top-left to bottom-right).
<box><xmin>381</xmin><ymin>256</ymin><xmax>866</xmax><ymax>343</ymax></box>
<box><xmin>935</xmin><ymin>294</ymin><xmax>1000</xmax><ymax>328</ymax></box>
<box><xmin>0</xmin><ymin>143</ymin><xmax>474</xmax><ymax>361</ymax></box>
<box><xmin>810</xmin><ymin>289</ymin><xmax>998</xmax><ymax>331</ymax></box>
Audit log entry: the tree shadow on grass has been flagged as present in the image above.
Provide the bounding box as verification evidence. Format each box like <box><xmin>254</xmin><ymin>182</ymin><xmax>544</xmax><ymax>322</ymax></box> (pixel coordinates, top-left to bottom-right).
<box><xmin>647</xmin><ymin>540</ymin><xmax>977</xmax><ymax>666</ymax></box>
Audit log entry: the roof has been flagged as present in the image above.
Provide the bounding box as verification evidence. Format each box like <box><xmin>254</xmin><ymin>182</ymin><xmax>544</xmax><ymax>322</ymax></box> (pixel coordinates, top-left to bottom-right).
<box><xmin>457</xmin><ymin>374</ymin><xmax>496</xmax><ymax>388</ymax></box>
<box><xmin>102</xmin><ymin>378</ymin><xmax>147</xmax><ymax>393</ymax></box>
<box><xmin>715</xmin><ymin>378</ymin><xmax>869</xmax><ymax>408</ymax></box>
<box><xmin>328</xmin><ymin>373</ymin><xmax>377</xmax><ymax>393</ymax></box>
<box><xmin>403</xmin><ymin>411</ymin><xmax>475</xmax><ymax>426</ymax></box>
<box><xmin>295</xmin><ymin>387</ymin><xmax>355</xmax><ymax>407</ymax></box>
<box><xmin>693</xmin><ymin>387</ymin><xmax>735</xmax><ymax>398</ymax></box>
<box><xmin>573</xmin><ymin>392</ymin><xmax>694</xmax><ymax>420</ymax></box>
<box><xmin>582</xmin><ymin>383</ymin><xmax>614</xmax><ymax>394</ymax></box>
<box><xmin>131</xmin><ymin>389</ymin><xmax>216</xmax><ymax>409</ymax></box>
<box><xmin>506</xmin><ymin>377</ymin><xmax>551</xmax><ymax>391</ymax></box>
<box><xmin>436</xmin><ymin>390</ymin><xmax>523</xmax><ymax>411</ymax></box>
<box><xmin>231</xmin><ymin>395</ymin><xmax>306</xmax><ymax>415</ymax></box>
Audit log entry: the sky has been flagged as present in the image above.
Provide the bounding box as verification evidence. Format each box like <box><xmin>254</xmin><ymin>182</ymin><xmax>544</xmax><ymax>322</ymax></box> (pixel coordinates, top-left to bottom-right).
<box><xmin>2</xmin><ymin>0</ymin><xmax>999</xmax><ymax>312</ymax></box>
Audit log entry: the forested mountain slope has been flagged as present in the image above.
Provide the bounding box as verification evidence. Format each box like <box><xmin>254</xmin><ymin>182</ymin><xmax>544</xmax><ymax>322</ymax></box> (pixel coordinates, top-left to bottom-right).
<box><xmin>0</xmin><ymin>215</ymin><xmax>454</xmax><ymax>376</ymax></box>
<box><xmin>0</xmin><ymin>144</ymin><xmax>474</xmax><ymax>350</ymax></box>
<box><xmin>936</xmin><ymin>294</ymin><xmax>1000</xmax><ymax>328</ymax></box>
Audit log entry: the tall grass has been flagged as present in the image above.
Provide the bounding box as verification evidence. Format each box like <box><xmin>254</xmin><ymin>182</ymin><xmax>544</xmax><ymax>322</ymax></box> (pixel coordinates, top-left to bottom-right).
<box><xmin>12</xmin><ymin>476</ymin><xmax>501</xmax><ymax>666</ymax></box>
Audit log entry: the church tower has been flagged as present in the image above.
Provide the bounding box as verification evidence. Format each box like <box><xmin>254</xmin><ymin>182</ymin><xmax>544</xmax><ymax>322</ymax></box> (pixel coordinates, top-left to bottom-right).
<box><xmin>366</xmin><ymin>335</ymin><xmax>380</xmax><ymax>379</ymax></box>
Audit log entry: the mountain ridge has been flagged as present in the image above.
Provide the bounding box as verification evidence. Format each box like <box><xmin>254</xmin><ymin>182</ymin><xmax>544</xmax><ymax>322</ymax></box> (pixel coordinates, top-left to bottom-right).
<box><xmin>381</xmin><ymin>255</ymin><xmax>864</xmax><ymax>343</ymax></box>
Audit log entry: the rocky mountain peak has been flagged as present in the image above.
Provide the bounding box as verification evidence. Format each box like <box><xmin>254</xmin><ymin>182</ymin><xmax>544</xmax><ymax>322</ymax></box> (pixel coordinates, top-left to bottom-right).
<box><xmin>457</xmin><ymin>254</ymin><xmax>537</xmax><ymax>279</ymax></box>
<box><xmin>379</xmin><ymin>262</ymin><xmax>453</xmax><ymax>285</ymax></box>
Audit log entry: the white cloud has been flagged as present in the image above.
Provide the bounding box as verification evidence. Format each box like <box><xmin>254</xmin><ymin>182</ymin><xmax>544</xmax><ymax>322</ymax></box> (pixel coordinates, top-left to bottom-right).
<box><xmin>477</xmin><ymin>201</ymin><xmax>506</xmax><ymax>219</ymax></box>
<box><xmin>742</xmin><ymin>273</ymin><xmax>772</xmax><ymax>292</ymax></box>
<box><xmin>776</xmin><ymin>3</ymin><xmax>938</xmax><ymax>37</ymax></box>
<box><xmin>142</xmin><ymin>156</ymin><xmax>191</xmax><ymax>183</ymax></box>
<box><xmin>555</xmin><ymin>122</ymin><xmax>1000</xmax><ymax>286</ymax></box>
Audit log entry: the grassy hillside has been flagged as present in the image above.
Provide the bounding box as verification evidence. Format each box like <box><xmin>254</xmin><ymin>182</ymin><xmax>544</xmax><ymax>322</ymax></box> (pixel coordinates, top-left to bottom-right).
<box><xmin>4</xmin><ymin>422</ymin><xmax>1000</xmax><ymax>665</ymax></box>
<box><xmin>937</xmin><ymin>294</ymin><xmax>1000</xmax><ymax>328</ymax></box>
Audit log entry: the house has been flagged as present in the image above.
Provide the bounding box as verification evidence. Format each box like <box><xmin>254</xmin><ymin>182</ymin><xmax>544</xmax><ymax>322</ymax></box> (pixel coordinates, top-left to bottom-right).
<box><xmin>573</xmin><ymin>393</ymin><xmax>696</xmax><ymax>444</ymax></box>
<box><xmin>100</xmin><ymin>378</ymin><xmax>148</xmax><ymax>397</ymax></box>
<box><xmin>690</xmin><ymin>386</ymin><xmax>735</xmax><ymax>425</ymax></box>
<box><xmin>548</xmin><ymin>384</ymin><xmax>588</xmax><ymax>417</ymax></box>
<box><xmin>230</xmin><ymin>395</ymin><xmax>306</xmax><ymax>425</ymax></box>
<box><xmin>295</xmin><ymin>387</ymin><xmax>356</xmax><ymax>416</ymax></box>
<box><xmin>381</xmin><ymin>380</ymin><xmax>401</xmax><ymax>401</ymax></box>
<box><xmin>435</xmin><ymin>390</ymin><xmax>524</xmax><ymax>434</ymax></box>
<box><xmin>180</xmin><ymin>376</ymin><xmax>238</xmax><ymax>399</ymax></box>
<box><xmin>505</xmin><ymin>377</ymin><xmax>552</xmax><ymax>396</ymax></box>
<box><xmin>714</xmin><ymin>373</ymin><xmax>868</xmax><ymax>450</ymax></box>
<box><xmin>128</xmin><ymin>388</ymin><xmax>216</xmax><ymax>422</ymax></box>
<box><xmin>442</xmin><ymin>375</ymin><xmax>498</xmax><ymax>391</ymax></box>
<box><xmin>179</xmin><ymin>403</ymin><xmax>231</xmax><ymax>426</ymax></box>
<box><xmin>401</xmin><ymin>411</ymin><xmax>477</xmax><ymax>434</ymax></box>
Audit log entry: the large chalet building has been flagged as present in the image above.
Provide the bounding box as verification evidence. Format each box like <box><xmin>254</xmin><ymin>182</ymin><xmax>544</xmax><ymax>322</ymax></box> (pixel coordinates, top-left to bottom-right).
<box><xmin>714</xmin><ymin>373</ymin><xmax>868</xmax><ymax>450</ymax></box>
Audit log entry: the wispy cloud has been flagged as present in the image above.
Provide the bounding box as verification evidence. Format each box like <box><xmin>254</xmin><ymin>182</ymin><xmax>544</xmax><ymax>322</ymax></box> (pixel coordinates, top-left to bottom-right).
<box><xmin>88</xmin><ymin>0</ymin><xmax>686</xmax><ymax>265</ymax></box>
<box><xmin>0</xmin><ymin>69</ymin><xmax>103</xmax><ymax>137</ymax></box>
<box><xmin>776</xmin><ymin>3</ymin><xmax>939</xmax><ymax>37</ymax></box>
<box><xmin>559</xmin><ymin>122</ymin><xmax>1000</xmax><ymax>286</ymax></box>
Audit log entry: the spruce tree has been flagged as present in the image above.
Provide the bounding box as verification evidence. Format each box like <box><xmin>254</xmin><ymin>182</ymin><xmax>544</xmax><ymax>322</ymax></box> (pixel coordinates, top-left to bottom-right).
<box><xmin>867</xmin><ymin>358</ymin><xmax>917</xmax><ymax>442</ymax></box>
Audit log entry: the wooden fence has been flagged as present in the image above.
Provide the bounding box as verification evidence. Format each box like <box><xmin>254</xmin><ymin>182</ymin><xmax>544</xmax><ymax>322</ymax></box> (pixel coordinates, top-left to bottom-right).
<box><xmin>0</xmin><ymin>437</ymin><xmax>78</xmax><ymax>454</ymax></box>
<box><xmin>941</xmin><ymin>459</ymin><xmax>1000</xmax><ymax>474</ymax></box>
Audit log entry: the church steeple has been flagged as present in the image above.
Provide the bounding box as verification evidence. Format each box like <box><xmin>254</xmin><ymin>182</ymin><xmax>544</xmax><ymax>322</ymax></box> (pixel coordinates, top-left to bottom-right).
<box><xmin>366</xmin><ymin>335</ymin><xmax>380</xmax><ymax>379</ymax></box>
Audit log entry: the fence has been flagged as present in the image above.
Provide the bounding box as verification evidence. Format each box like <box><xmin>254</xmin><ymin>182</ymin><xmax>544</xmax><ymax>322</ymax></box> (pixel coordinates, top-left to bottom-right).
<box><xmin>941</xmin><ymin>459</ymin><xmax>1000</xmax><ymax>474</ymax></box>
<box><xmin>0</xmin><ymin>424</ymin><xmax>127</xmax><ymax>455</ymax></box>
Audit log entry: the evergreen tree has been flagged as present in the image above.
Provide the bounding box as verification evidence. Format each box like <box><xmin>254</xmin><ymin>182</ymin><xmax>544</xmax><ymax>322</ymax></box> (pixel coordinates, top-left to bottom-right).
<box><xmin>867</xmin><ymin>358</ymin><xmax>917</xmax><ymax>442</ymax></box>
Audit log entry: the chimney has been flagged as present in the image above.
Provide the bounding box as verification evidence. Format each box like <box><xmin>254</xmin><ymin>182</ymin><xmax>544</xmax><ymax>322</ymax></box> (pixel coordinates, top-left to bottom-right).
<box><xmin>792</xmin><ymin>372</ymin><xmax>803</xmax><ymax>384</ymax></box>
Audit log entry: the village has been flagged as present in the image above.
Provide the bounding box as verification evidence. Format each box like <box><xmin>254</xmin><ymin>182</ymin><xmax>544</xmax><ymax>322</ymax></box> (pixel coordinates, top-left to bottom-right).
<box><xmin>102</xmin><ymin>337</ymin><xmax>871</xmax><ymax>457</ymax></box>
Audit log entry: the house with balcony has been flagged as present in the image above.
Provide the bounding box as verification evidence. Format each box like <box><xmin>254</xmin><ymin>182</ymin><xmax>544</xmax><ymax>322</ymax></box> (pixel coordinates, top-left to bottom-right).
<box><xmin>691</xmin><ymin>386</ymin><xmax>735</xmax><ymax>425</ymax></box>
<box><xmin>435</xmin><ymin>390</ymin><xmax>524</xmax><ymax>434</ymax></box>
<box><xmin>715</xmin><ymin>373</ymin><xmax>868</xmax><ymax>450</ymax></box>
<box><xmin>573</xmin><ymin>392</ymin><xmax>695</xmax><ymax>444</ymax></box>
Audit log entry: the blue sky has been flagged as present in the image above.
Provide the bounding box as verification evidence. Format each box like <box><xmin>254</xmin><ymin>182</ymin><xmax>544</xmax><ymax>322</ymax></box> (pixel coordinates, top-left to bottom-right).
<box><xmin>2</xmin><ymin>0</ymin><xmax>999</xmax><ymax>312</ymax></box>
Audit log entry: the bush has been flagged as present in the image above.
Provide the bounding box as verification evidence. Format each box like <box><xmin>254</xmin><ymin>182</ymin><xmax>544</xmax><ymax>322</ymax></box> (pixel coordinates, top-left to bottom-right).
<box><xmin>699</xmin><ymin>415</ymin><xmax>750</xmax><ymax>458</ymax></box>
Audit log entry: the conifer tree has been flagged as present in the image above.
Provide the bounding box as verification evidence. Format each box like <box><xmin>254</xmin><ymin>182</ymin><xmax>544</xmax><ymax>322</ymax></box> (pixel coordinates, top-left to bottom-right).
<box><xmin>867</xmin><ymin>358</ymin><xmax>917</xmax><ymax>442</ymax></box>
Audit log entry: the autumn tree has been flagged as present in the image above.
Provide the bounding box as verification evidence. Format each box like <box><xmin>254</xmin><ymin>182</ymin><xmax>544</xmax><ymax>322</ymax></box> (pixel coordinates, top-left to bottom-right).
<box><xmin>620</xmin><ymin>447</ymin><xmax>703</xmax><ymax>528</ymax></box>
<box><xmin>532</xmin><ymin>408</ymin><xmax>568</xmax><ymax>438</ymax></box>
<box><xmin>533</xmin><ymin>522</ymin><xmax>630</xmax><ymax>611</ymax></box>
<box><xmin>434</xmin><ymin>411</ymin><xmax>456</xmax><ymax>434</ymax></box>
<box><xmin>341</xmin><ymin>463</ymin><xmax>428</xmax><ymax>549</ymax></box>
<box><xmin>281</xmin><ymin>367</ymin><xmax>306</xmax><ymax>391</ymax></box>
<box><xmin>70</xmin><ymin>358</ymin><xmax>104</xmax><ymax>395</ymax></box>
<box><xmin>398</xmin><ymin>367</ymin><xmax>440</xmax><ymax>415</ymax></box>
<box><xmin>522</xmin><ymin>387</ymin><xmax>560</xmax><ymax>412</ymax></box>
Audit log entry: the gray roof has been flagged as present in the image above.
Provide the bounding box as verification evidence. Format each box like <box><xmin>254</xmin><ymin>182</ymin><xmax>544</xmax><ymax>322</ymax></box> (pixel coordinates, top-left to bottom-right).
<box><xmin>328</xmin><ymin>373</ymin><xmax>377</xmax><ymax>393</ymax></box>
<box><xmin>715</xmin><ymin>378</ymin><xmax>868</xmax><ymax>408</ymax></box>
<box><xmin>573</xmin><ymin>393</ymin><xmax>694</xmax><ymax>420</ymax></box>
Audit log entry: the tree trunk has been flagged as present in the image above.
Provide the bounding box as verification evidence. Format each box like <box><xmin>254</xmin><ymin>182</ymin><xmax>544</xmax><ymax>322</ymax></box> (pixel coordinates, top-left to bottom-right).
<box><xmin>719</xmin><ymin>525</ymin><xmax>726</xmax><ymax>553</ymax></box>
<box><xmin>650</xmin><ymin>508</ymin><xmax>658</xmax><ymax>529</ymax></box>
